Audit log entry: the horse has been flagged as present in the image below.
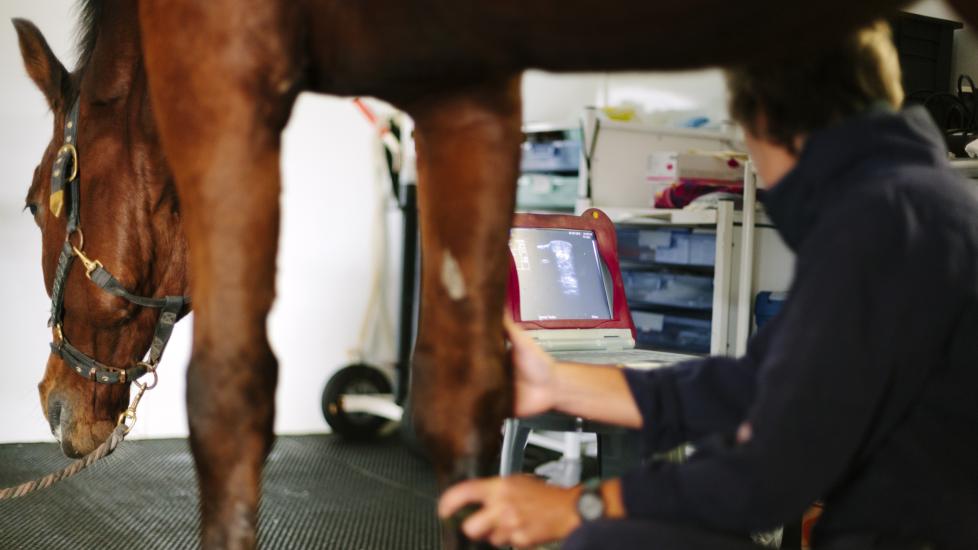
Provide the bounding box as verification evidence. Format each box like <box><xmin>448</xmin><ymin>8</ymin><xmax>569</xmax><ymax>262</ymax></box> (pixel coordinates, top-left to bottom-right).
<box><xmin>14</xmin><ymin>3</ymin><xmax>188</xmax><ymax>459</ymax></box>
<box><xmin>16</xmin><ymin>0</ymin><xmax>978</xmax><ymax>548</ymax></box>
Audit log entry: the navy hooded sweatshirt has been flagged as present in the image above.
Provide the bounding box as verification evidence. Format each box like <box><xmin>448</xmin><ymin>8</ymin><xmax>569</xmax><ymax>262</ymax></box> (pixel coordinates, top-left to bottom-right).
<box><xmin>620</xmin><ymin>106</ymin><xmax>978</xmax><ymax>549</ymax></box>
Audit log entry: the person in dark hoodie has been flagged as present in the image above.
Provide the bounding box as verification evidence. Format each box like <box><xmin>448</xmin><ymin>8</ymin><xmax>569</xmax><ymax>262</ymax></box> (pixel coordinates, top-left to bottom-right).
<box><xmin>438</xmin><ymin>20</ymin><xmax>978</xmax><ymax>550</ymax></box>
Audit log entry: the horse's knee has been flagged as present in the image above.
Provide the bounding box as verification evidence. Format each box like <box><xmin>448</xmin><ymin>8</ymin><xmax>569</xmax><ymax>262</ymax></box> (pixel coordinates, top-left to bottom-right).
<box><xmin>185</xmin><ymin>342</ymin><xmax>278</xmax><ymax>449</ymax></box>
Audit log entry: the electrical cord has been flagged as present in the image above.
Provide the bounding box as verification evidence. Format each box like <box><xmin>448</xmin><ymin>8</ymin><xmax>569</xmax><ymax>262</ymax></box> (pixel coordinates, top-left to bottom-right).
<box><xmin>906</xmin><ymin>73</ymin><xmax>977</xmax><ymax>157</ymax></box>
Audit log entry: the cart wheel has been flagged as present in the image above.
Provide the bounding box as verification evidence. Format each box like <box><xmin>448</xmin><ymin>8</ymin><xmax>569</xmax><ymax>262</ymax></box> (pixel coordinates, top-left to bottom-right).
<box><xmin>322</xmin><ymin>363</ymin><xmax>393</xmax><ymax>440</ymax></box>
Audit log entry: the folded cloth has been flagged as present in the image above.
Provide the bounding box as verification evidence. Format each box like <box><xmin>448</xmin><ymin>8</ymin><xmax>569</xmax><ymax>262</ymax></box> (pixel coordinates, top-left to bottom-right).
<box><xmin>654</xmin><ymin>179</ymin><xmax>743</xmax><ymax>209</ymax></box>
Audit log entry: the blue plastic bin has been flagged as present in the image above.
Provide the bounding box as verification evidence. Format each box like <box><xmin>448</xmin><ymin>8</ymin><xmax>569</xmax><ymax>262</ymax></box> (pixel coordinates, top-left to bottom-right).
<box><xmin>632</xmin><ymin>311</ymin><xmax>711</xmax><ymax>354</ymax></box>
<box><xmin>617</xmin><ymin>228</ymin><xmax>716</xmax><ymax>267</ymax></box>
<box><xmin>520</xmin><ymin>140</ymin><xmax>581</xmax><ymax>173</ymax></box>
<box><xmin>754</xmin><ymin>291</ymin><xmax>787</xmax><ymax>329</ymax></box>
<box><xmin>622</xmin><ymin>271</ymin><xmax>713</xmax><ymax>310</ymax></box>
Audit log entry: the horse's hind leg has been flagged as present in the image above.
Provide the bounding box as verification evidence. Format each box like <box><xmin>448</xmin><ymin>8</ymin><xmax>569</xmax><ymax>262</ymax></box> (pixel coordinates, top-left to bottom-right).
<box><xmin>405</xmin><ymin>77</ymin><xmax>522</xmax><ymax>548</ymax></box>
<box><xmin>139</xmin><ymin>2</ymin><xmax>300</xmax><ymax>548</ymax></box>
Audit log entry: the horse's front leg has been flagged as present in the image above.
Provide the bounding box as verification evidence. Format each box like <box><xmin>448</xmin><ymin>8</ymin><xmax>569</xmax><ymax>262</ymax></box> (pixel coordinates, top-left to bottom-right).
<box><xmin>139</xmin><ymin>2</ymin><xmax>300</xmax><ymax>548</ymax></box>
<box><xmin>406</xmin><ymin>77</ymin><xmax>522</xmax><ymax>548</ymax></box>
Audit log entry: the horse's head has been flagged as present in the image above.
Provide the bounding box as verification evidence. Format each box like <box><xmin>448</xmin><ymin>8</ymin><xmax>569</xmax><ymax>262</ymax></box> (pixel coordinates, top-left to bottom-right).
<box><xmin>14</xmin><ymin>19</ymin><xmax>187</xmax><ymax>457</ymax></box>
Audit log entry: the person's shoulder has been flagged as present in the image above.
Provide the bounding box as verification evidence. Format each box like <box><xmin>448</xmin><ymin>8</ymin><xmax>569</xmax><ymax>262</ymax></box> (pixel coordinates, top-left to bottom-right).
<box><xmin>800</xmin><ymin>166</ymin><xmax>970</xmax><ymax>262</ymax></box>
<box><xmin>882</xmin><ymin>164</ymin><xmax>978</xmax><ymax>235</ymax></box>
<box><xmin>816</xmin><ymin>164</ymin><xmax>978</xmax><ymax>273</ymax></box>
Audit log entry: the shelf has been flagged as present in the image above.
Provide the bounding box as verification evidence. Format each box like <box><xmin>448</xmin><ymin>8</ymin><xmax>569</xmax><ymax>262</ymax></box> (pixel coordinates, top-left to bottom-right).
<box><xmin>627</xmin><ymin>301</ymin><xmax>713</xmax><ymax>317</ymax></box>
<box><xmin>598</xmin><ymin>204</ymin><xmax>776</xmax><ymax>228</ymax></box>
<box><xmin>602</xmin><ymin>207</ymin><xmax>719</xmax><ymax>226</ymax></box>
<box><xmin>619</xmin><ymin>260</ymin><xmax>715</xmax><ymax>274</ymax></box>
<box><xmin>595</xmin><ymin>118</ymin><xmax>741</xmax><ymax>145</ymax></box>
<box><xmin>522</xmin><ymin>121</ymin><xmax>580</xmax><ymax>134</ymax></box>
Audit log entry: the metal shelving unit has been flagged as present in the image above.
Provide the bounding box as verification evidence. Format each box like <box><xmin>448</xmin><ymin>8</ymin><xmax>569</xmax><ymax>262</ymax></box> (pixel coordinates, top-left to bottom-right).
<box><xmin>608</xmin><ymin>203</ymin><xmax>736</xmax><ymax>356</ymax></box>
<box><xmin>576</xmin><ymin>107</ymin><xmax>757</xmax><ymax>357</ymax></box>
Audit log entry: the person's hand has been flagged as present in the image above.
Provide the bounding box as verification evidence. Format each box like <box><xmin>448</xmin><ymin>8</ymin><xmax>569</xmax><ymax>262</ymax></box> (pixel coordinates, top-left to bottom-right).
<box><xmin>438</xmin><ymin>475</ymin><xmax>581</xmax><ymax>548</ymax></box>
<box><xmin>504</xmin><ymin>316</ymin><xmax>557</xmax><ymax>417</ymax></box>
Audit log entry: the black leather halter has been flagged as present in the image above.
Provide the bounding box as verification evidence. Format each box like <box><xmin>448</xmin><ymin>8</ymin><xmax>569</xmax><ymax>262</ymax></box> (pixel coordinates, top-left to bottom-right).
<box><xmin>47</xmin><ymin>99</ymin><xmax>191</xmax><ymax>385</ymax></box>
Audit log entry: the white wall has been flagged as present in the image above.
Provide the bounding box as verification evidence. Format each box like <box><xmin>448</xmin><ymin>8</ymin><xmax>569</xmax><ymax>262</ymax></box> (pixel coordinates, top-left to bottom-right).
<box><xmin>1</xmin><ymin>1</ymin><xmax>83</xmax><ymax>443</ymax></box>
<box><xmin>522</xmin><ymin>70</ymin><xmax>728</xmax><ymax>127</ymax></box>
<box><xmin>0</xmin><ymin>0</ymin><xmax>400</xmax><ymax>443</ymax></box>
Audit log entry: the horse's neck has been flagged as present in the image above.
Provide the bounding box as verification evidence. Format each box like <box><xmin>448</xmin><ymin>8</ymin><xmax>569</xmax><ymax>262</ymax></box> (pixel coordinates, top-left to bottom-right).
<box><xmin>84</xmin><ymin>3</ymin><xmax>189</xmax><ymax>300</ymax></box>
<box><xmin>137</xmin><ymin>98</ymin><xmax>189</xmax><ymax>301</ymax></box>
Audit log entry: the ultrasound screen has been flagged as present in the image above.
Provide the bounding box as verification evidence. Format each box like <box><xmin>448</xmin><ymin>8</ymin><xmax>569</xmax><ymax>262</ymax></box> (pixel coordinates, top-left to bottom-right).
<box><xmin>509</xmin><ymin>228</ymin><xmax>612</xmax><ymax>321</ymax></box>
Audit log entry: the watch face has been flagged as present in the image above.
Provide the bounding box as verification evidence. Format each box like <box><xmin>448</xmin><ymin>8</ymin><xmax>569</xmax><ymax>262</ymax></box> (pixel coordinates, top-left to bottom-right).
<box><xmin>578</xmin><ymin>492</ymin><xmax>604</xmax><ymax>521</ymax></box>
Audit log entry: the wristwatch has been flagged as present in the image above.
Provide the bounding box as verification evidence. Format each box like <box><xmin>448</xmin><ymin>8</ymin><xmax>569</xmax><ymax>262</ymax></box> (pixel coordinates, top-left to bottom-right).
<box><xmin>576</xmin><ymin>478</ymin><xmax>605</xmax><ymax>522</ymax></box>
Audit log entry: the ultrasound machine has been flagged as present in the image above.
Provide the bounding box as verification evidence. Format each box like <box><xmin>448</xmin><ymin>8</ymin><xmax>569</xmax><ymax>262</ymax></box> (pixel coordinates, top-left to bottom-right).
<box><xmin>500</xmin><ymin>209</ymin><xmax>695</xmax><ymax>483</ymax></box>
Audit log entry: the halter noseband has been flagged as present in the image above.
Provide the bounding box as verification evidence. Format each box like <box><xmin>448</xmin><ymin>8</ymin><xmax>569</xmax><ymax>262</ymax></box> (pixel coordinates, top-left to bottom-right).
<box><xmin>47</xmin><ymin>99</ymin><xmax>191</xmax><ymax>385</ymax></box>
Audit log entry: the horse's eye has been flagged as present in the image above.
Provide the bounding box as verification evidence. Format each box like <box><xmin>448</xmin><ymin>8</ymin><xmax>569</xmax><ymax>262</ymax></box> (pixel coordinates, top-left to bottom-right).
<box><xmin>25</xmin><ymin>203</ymin><xmax>38</xmax><ymax>217</ymax></box>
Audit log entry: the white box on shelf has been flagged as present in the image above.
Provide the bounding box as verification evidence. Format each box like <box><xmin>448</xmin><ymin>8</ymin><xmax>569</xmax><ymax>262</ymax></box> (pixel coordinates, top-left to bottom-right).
<box><xmin>579</xmin><ymin>107</ymin><xmax>745</xmax><ymax>209</ymax></box>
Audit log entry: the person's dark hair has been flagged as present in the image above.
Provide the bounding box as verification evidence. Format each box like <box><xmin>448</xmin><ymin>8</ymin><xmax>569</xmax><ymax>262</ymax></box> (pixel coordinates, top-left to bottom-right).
<box><xmin>726</xmin><ymin>21</ymin><xmax>904</xmax><ymax>153</ymax></box>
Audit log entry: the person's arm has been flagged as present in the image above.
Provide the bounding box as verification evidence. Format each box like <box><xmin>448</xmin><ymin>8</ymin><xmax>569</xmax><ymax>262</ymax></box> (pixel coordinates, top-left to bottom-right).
<box><xmin>507</xmin><ymin>316</ymin><xmax>765</xmax><ymax>452</ymax></box>
<box><xmin>548</xmin><ymin>361</ymin><xmax>643</xmax><ymax>427</ymax></box>
<box><xmin>505</xmin><ymin>317</ymin><xmax>641</xmax><ymax>426</ymax></box>
<box><xmin>621</xmin><ymin>329</ymin><xmax>769</xmax><ymax>452</ymax></box>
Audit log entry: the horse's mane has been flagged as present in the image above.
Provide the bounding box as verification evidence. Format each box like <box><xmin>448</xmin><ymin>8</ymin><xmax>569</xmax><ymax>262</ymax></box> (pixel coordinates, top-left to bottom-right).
<box><xmin>75</xmin><ymin>0</ymin><xmax>103</xmax><ymax>69</ymax></box>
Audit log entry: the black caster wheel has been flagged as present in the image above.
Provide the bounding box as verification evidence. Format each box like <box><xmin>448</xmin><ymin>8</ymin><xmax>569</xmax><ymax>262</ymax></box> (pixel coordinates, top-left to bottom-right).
<box><xmin>322</xmin><ymin>363</ymin><xmax>393</xmax><ymax>441</ymax></box>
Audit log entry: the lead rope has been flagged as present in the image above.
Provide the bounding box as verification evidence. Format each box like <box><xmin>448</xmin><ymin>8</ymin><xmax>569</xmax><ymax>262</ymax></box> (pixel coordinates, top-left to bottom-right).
<box><xmin>0</xmin><ymin>426</ymin><xmax>126</xmax><ymax>500</ymax></box>
<box><xmin>0</xmin><ymin>373</ymin><xmax>154</xmax><ymax>500</ymax></box>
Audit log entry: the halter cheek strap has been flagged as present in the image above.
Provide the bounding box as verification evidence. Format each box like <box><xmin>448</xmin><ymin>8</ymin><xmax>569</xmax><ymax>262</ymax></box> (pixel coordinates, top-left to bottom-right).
<box><xmin>46</xmin><ymin>99</ymin><xmax>192</xmax><ymax>385</ymax></box>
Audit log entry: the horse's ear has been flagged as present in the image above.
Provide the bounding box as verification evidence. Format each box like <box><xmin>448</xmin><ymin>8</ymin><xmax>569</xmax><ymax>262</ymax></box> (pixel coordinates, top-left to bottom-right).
<box><xmin>12</xmin><ymin>18</ymin><xmax>69</xmax><ymax>110</ymax></box>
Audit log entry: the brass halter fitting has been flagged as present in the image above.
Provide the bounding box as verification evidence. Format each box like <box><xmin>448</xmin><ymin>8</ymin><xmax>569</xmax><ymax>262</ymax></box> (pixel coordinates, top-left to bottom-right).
<box><xmin>59</xmin><ymin>144</ymin><xmax>79</xmax><ymax>182</ymax></box>
<box><xmin>71</xmin><ymin>245</ymin><xmax>103</xmax><ymax>279</ymax></box>
<box><xmin>49</xmin><ymin>144</ymin><xmax>78</xmax><ymax>218</ymax></box>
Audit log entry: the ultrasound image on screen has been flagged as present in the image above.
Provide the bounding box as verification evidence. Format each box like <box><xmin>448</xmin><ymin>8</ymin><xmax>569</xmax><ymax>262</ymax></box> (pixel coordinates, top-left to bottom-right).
<box><xmin>509</xmin><ymin>228</ymin><xmax>612</xmax><ymax>321</ymax></box>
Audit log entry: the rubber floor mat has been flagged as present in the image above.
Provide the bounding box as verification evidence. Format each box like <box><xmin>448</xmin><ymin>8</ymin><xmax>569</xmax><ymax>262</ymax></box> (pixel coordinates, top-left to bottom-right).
<box><xmin>0</xmin><ymin>435</ymin><xmax>440</xmax><ymax>549</ymax></box>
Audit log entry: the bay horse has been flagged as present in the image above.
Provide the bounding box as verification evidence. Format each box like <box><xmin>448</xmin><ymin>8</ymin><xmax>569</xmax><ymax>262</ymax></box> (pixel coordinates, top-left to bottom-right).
<box><xmin>16</xmin><ymin>0</ymin><xmax>978</xmax><ymax>549</ymax></box>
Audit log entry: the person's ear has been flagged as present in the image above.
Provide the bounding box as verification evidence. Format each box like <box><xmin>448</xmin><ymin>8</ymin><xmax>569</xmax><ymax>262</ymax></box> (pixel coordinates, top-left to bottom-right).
<box><xmin>13</xmin><ymin>18</ymin><xmax>70</xmax><ymax>110</ymax></box>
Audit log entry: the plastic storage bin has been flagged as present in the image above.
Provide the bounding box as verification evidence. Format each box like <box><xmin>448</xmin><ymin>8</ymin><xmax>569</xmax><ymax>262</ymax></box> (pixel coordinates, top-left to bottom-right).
<box><xmin>632</xmin><ymin>311</ymin><xmax>711</xmax><ymax>354</ymax></box>
<box><xmin>617</xmin><ymin>228</ymin><xmax>716</xmax><ymax>267</ymax></box>
<box><xmin>520</xmin><ymin>140</ymin><xmax>581</xmax><ymax>173</ymax></box>
<box><xmin>754</xmin><ymin>291</ymin><xmax>787</xmax><ymax>330</ymax></box>
<box><xmin>623</xmin><ymin>271</ymin><xmax>713</xmax><ymax>310</ymax></box>
<box><xmin>515</xmin><ymin>174</ymin><xmax>579</xmax><ymax>211</ymax></box>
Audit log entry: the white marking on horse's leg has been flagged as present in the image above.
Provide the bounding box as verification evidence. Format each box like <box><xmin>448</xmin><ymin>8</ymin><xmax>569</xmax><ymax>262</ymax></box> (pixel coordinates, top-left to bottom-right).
<box><xmin>441</xmin><ymin>251</ymin><xmax>467</xmax><ymax>301</ymax></box>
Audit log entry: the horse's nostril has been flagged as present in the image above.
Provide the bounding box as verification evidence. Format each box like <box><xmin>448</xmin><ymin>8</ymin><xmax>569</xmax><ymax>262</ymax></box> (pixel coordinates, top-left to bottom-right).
<box><xmin>48</xmin><ymin>401</ymin><xmax>63</xmax><ymax>439</ymax></box>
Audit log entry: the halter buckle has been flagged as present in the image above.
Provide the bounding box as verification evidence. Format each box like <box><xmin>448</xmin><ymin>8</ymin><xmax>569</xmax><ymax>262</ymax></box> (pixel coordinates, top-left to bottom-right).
<box><xmin>59</xmin><ymin>144</ymin><xmax>79</xmax><ymax>182</ymax></box>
